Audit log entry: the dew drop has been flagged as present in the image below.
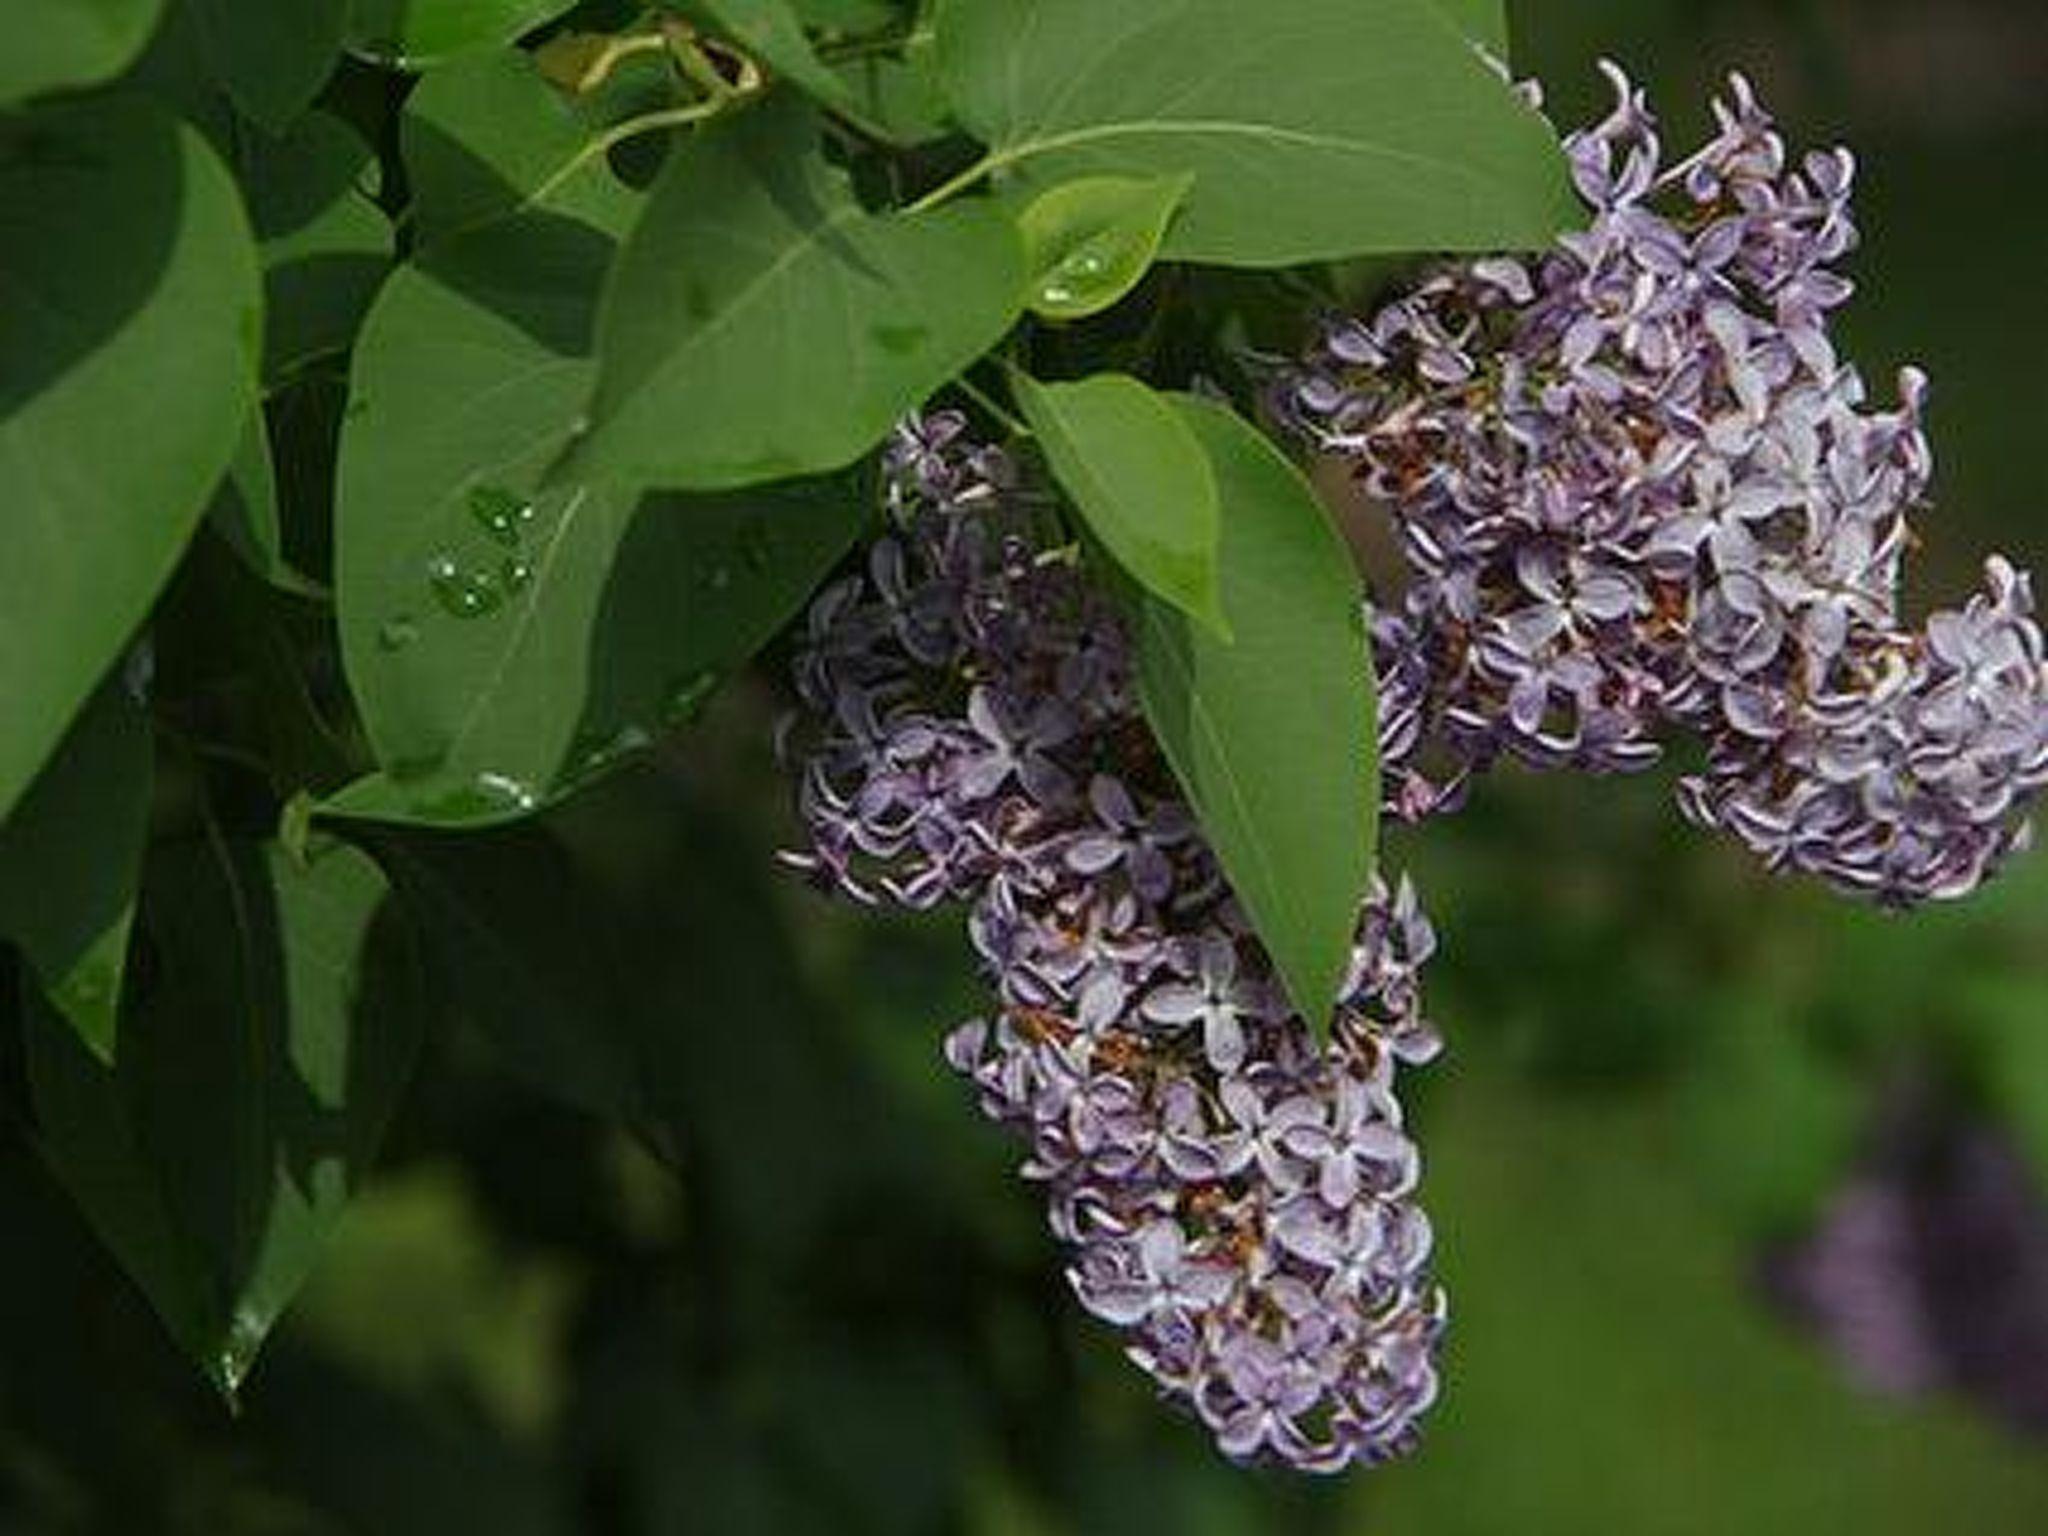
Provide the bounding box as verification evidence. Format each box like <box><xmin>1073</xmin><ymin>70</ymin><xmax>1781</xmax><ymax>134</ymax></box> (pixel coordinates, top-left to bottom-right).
<box><xmin>467</xmin><ymin>483</ymin><xmax>534</xmax><ymax>547</ymax></box>
<box><xmin>502</xmin><ymin>556</ymin><xmax>535</xmax><ymax>592</ymax></box>
<box><xmin>472</xmin><ymin>771</ymin><xmax>540</xmax><ymax>813</ymax></box>
<box><xmin>427</xmin><ymin>557</ymin><xmax>504</xmax><ymax>618</ymax></box>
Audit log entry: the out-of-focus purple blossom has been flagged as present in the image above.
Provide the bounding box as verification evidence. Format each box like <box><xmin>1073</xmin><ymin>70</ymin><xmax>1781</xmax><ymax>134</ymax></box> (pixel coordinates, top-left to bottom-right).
<box><xmin>1280</xmin><ymin>63</ymin><xmax>2048</xmax><ymax>908</ymax></box>
<box><xmin>781</xmin><ymin>413</ymin><xmax>1446</xmax><ymax>1474</ymax></box>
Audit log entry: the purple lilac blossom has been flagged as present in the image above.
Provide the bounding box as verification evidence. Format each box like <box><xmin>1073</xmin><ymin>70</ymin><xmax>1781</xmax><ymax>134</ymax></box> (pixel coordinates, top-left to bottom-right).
<box><xmin>1281</xmin><ymin>65</ymin><xmax>2048</xmax><ymax>907</ymax></box>
<box><xmin>782</xmin><ymin>414</ymin><xmax>1447</xmax><ymax>1473</ymax></box>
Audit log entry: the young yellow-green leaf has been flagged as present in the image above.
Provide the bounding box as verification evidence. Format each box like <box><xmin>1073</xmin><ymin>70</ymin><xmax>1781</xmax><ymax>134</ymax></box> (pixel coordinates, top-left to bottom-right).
<box><xmin>348</xmin><ymin>0</ymin><xmax>578</xmax><ymax>67</ymax></box>
<box><xmin>0</xmin><ymin>0</ymin><xmax>164</xmax><ymax>106</ymax></box>
<box><xmin>0</xmin><ymin>98</ymin><xmax>262</xmax><ymax>823</ymax></box>
<box><xmin>0</xmin><ymin>674</ymin><xmax>152</xmax><ymax>1063</ymax></box>
<box><xmin>1011</xmin><ymin>371</ymin><xmax>1223</xmax><ymax>633</ymax></box>
<box><xmin>1133</xmin><ymin>395</ymin><xmax>1377</xmax><ymax>1040</ymax></box>
<box><xmin>24</xmin><ymin>840</ymin><xmax>421</xmax><ymax>1396</ymax></box>
<box><xmin>932</xmin><ymin>0</ymin><xmax>1574</xmax><ymax>266</ymax></box>
<box><xmin>681</xmin><ymin>0</ymin><xmax>858</xmax><ymax>114</ymax></box>
<box><xmin>1018</xmin><ymin>173</ymin><xmax>1192</xmax><ymax>320</ymax></box>
<box><xmin>573</xmin><ymin>96</ymin><xmax>1024</xmax><ymax>493</ymax></box>
<box><xmin>192</xmin><ymin>0</ymin><xmax>348</xmax><ymax>132</ymax></box>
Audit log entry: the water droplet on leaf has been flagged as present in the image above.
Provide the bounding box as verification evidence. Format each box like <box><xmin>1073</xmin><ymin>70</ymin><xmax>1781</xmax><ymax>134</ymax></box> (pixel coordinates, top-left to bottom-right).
<box><xmin>427</xmin><ymin>557</ymin><xmax>504</xmax><ymax>618</ymax></box>
<box><xmin>467</xmin><ymin>483</ymin><xmax>534</xmax><ymax>547</ymax></box>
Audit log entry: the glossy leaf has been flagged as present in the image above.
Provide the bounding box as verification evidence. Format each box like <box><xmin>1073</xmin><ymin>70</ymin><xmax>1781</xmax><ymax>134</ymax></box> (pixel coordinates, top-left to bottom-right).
<box><xmin>1011</xmin><ymin>371</ymin><xmax>1222</xmax><ymax>632</ymax></box>
<box><xmin>347</xmin><ymin>0</ymin><xmax>578</xmax><ymax>67</ymax></box>
<box><xmin>23</xmin><ymin>839</ymin><xmax>421</xmax><ymax>1394</ymax></box>
<box><xmin>401</xmin><ymin>44</ymin><xmax>642</xmax><ymax>246</ymax></box>
<box><xmin>932</xmin><ymin>0</ymin><xmax>1575</xmax><ymax>266</ymax></box>
<box><xmin>334</xmin><ymin>163</ymin><xmax>863</xmax><ymax>826</ymax></box>
<box><xmin>193</xmin><ymin>0</ymin><xmax>348</xmax><ymax>132</ymax></box>
<box><xmin>1018</xmin><ymin>173</ymin><xmax>1191</xmax><ymax>319</ymax></box>
<box><xmin>0</xmin><ymin>0</ymin><xmax>164</xmax><ymax>106</ymax></box>
<box><xmin>241</xmin><ymin>111</ymin><xmax>393</xmax><ymax>385</ymax></box>
<box><xmin>0</xmin><ymin>98</ymin><xmax>262</xmax><ymax>823</ymax></box>
<box><xmin>574</xmin><ymin>96</ymin><xmax>1024</xmax><ymax>493</ymax></box>
<box><xmin>1133</xmin><ymin>395</ymin><xmax>1377</xmax><ymax>1038</ymax></box>
<box><xmin>0</xmin><ymin>675</ymin><xmax>152</xmax><ymax>1063</ymax></box>
<box><xmin>683</xmin><ymin>0</ymin><xmax>857</xmax><ymax>113</ymax></box>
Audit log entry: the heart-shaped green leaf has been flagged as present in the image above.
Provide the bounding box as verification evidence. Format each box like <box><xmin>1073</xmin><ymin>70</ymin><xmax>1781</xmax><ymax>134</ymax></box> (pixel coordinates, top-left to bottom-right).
<box><xmin>1018</xmin><ymin>172</ymin><xmax>1191</xmax><ymax>320</ymax></box>
<box><xmin>0</xmin><ymin>97</ymin><xmax>262</xmax><ymax>822</ymax></box>
<box><xmin>932</xmin><ymin>0</ymin><xmax>1574</xmax><ymax>266</ymax></box>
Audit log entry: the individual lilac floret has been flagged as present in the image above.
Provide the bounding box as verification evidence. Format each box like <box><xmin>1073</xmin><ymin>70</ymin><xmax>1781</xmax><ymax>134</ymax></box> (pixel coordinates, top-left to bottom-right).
<box><xmin>782</xmin><ymin>414</ymin><xmax>1447</xmax><ymax>1473</ymax></box>
<box><xmin>1281</xmin><ymin>64</ymin><xmax>2048</xmax><ymax>907</ymax></box>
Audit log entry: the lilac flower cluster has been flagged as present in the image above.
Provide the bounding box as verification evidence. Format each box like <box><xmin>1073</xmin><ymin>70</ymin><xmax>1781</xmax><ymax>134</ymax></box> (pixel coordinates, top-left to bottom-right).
<box><xmin>783</xmin><ymin>414</ymin><xmax>1447</xmax><ymax>1472</ymax></box>
<box><xmin>1283</xmin><ymin>66</ymin><xmax>2048</xmax><ymax>905</ymax></box>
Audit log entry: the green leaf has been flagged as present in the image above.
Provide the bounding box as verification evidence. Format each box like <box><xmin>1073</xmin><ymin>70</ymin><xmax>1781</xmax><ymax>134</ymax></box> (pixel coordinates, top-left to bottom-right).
<box><xmin>0</xmin><ymin>0</ymin><xmax>164</xmax><ymax>107</ymax></box>
<box><xmin>931</xmin><ymin>0</ymin><xmax>1575</xmax><ymax>266</ymax></box>
<box><xmin>241</xmin><ymin>110</ymin><xmax>393</xmax><ymax>385</ymax></box>
<box><xmin>24</xmin><ymin>839</ymin><xmax>421</xmax><ymax>1394</ymax></box>
<box><xmin>1010</xmin><ymin>371</ymin><xmax>1222</xmax><ymax>632</ymax></box>
<box><xmin>347</xmin><ymin>0</ymin><xmax>578</xmax><ymax>67</ymax></box>
<box><xmin>193</xmin><ymin>0</ymin><xmax>348</xmax><ymax>132</ymax></box>
<box><xmin>682</xmin><ymin>0</ymin><xmax>857</xmax><ymax>113</ymax></box>
<box><xmin>0</xmin><ymin>97</ymin><xmax>262</xmax><ymax>823</ymax></box>
<box><xmin>333</xmin><ymin>190</ymin><xmax>864</xmax><ymax>827</ymax></box>
<box><xmin>574</xmin><ymin>95</ymin><xmax>1024</xmax><ymax>493</ymax></box>
<box><xmin>0</xmin><ymin>674</ymin><xmax>152</xmax><ymax>1063</ymax></box>
<box><xmin>401</xmin><ymin>43</ymin><xmax>643</xmax><ymax>246</ymax></box>
<box><xmin>1432</xmin><ymin>0</ymin><xmax>1508</xmax><ymax>55</ymax></box>
<box><xmin>207</xmin><ymin>409</ymin><xmax>330</xmax><ymax>597</ymax></box>
<box><xmin>1017</xmin><ymin>173</ymin><xmax>1191</xmax><ymax>319</ymax></box>
<box><xmin>1133</xmin><ymin>395</ymin><xmax>1376</xmax><ymax>1038</ymax></box>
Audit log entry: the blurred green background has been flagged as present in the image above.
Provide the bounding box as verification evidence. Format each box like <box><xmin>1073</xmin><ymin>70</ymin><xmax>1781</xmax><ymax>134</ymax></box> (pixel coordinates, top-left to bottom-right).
<box><xmin>5</xmin><ymin>1</ymin><xmax>2048</xmax><ymax>1531</ymax></box>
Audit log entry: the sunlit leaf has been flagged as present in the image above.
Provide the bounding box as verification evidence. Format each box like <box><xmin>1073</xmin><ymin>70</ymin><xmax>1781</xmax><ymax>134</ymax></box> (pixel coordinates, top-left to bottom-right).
<box><xmin>932</xmin><ymin>0</ymin><xmax>1574</xmax><ymax>266</ymax></box>
<box><xmin>0</xmin><ymin>98</ymin><xmax>261</xmax><ymax>821</ymax></box>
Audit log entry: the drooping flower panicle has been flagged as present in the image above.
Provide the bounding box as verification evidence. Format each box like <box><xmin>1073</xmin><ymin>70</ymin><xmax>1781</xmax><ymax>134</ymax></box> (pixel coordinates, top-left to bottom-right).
<box><xmin>784</xmin><ymin>415</ymin><xmax>1447</xmax><ymax>1473</ymax></box>
<box><xmin>1281</xmin><ymin>65</ymin><xmax>2048</xmax><ymax>906</ymax></box>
